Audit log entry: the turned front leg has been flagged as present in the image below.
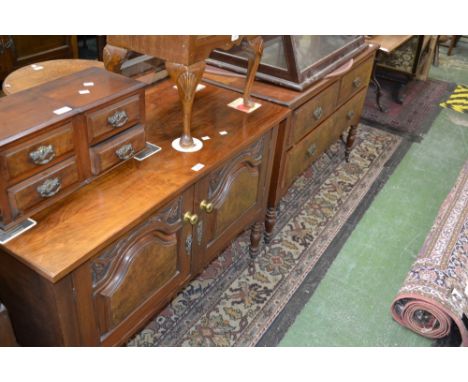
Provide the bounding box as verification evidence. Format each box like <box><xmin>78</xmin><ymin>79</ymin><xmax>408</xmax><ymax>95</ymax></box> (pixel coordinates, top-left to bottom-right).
<box><xmin>264</xmin><ymin>207</ymin><xmax>276</xmax><ymax>244</ymax></box>
<box><xmin>242</xmin><ymin>36</ymin><xmax>264</xmax><ymax>108</ymax></box>
<box><xmin>166</xmin><ymin>61</ymin><xmax>206</xmax><ymax>148</ymax></box>
<box><xmin>103</xmin><ymin>44</ymin><xmax>129</xmax><ymax>74</ymax></box>
<box><xmin>249</xmin><ymin>221</ymin><xmax>264</xmax><ymax>259</ymax></box>
<box><xmin>345</xmin><ymin>124</ymin><xmax>358</xmax><ymax>162</ymax></box>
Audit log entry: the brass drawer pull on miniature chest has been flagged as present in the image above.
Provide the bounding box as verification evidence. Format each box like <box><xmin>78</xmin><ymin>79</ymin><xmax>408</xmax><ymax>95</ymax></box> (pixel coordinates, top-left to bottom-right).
<box><xmin>347</xmin><ymin>110</ymin><xmax>355</xmax><ymax>120</ymax></box>
<box><xmin>200</xmin><ymin>200</ymin><xmax>214</xmax><ymax>213</ymax></box>
<box><xmin>352</xmin><ymin>77</ymin><xmax>362</xmax><ymax>88</ymax></box>
<box><xmin>115</xmin><ymin>143</ymin><xmax>135</xmax><ymax>161</ymax></box>
<box><xmin>29</xmin><ymin>144</ymin><xmax>56</xmax><ymax>165</ymax></box>
<box><xmin>306</xmin><ymin>144</ymin><xmax>317</xmax><ymax>157</ymax></box>
<box><xmin>107</xmin><ymin>110</ymin><xmax>129</xmax><ymax>128</ymax></box>
<box><xmin>37</xmin><ymin>177</ymin><xmax>61</xmax><ymax>198</ymax></box>
<box><xmin>183</xmin><ymin>211</ymin><xmax>198</xmax><ymax>225</ymax></box>
<box><xmin>313</xmin><ymin>106</ymin><xmax>323</xmax><ymax>121</ymax></box>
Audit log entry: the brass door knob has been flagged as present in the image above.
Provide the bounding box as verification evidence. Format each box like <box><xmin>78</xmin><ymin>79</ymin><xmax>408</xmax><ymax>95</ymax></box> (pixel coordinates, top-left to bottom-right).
<box><xmin>183</xmin><ymin>212</ymin><xmax>199</xmax><ymax>225</ymax></box>
<box><xmin>200</xmin><ymin>200</ymin><xmax>214</xmax><ymax>213</ymax></box>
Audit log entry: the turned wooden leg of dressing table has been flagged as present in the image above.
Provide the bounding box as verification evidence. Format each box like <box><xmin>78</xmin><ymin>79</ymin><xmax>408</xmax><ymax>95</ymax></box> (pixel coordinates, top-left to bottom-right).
<box><xmin>103</xmin><ymin>35</ymin><xmax>263</xmax><ymax>150</ymax></box>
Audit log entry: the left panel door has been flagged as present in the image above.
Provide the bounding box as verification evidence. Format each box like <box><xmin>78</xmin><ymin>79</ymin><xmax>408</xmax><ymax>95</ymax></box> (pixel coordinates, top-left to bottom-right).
<box><xmin>86</xmin><ymin>187</ymin><xmax>194</xmax><ymax>345</ymax></box>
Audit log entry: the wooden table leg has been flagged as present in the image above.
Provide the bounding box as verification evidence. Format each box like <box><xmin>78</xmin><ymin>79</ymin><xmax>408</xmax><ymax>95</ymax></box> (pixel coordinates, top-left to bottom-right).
<box><xmin>249</xmin><ymin>221</ymin><xmax>263</xmax><ymax>259</ymax></box>
<box><xmin>166</xmin><ymin>61</ymin><xmax>206</xmax><ymax>149</ymax></box>
<box><xmin>103</xmin><ymin>44</ymin><xmax>129</xmax><ymax>74</ymax></box>
<box><xmin>265</xmin><ymin>207</ymin><xmax>276</xmax><ymax>244</ymax></box>
<box><xmin>264</xmin><ymin>207</ymin><xmax>276</xmax><ymax>244</ymax></box>
<box><xmin>345</xmin><ymin>124</ymin><xmax>358</xmax><ymax>162</ymax></box>
<box><xmin>371</xmin><ymin>61</ymin><xmax>386</xmax><ymax>112</ymax></box>
<box><xmin>242</xmin><ymin>36</ymin><xmax>264</xmax><ymax>108</ymax></box>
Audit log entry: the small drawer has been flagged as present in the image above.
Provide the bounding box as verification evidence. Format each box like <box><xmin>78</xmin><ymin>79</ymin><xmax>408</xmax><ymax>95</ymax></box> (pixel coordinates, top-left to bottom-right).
<box><xmin>291</xmin><ymin>81</ymin><xmax>339</xmax><ymax>145</ymax></box>
<box><xmin>338</xmin><ymin>57</ymin><xmax>373</xmax><ymax>106</ymax></box>
<box><xmin>282</xmin><ymin>116</ymin><xmax>341</xmax><ymax>190</ymax></box>
<box><xmin>0</xmin><ymin>122</ymin><xmax>75</xmax><ymax>182</ymax></box>
<box><xmin>335</xmin><ymin>88</ymin><xmax>367</xmax><ymax>134</ymax></box>
<box><xmin>90</xmin><ymin>125</ymin><xmax>146</xmax><ymax>176</ymax></box>
<box><xmin>86</xmin><ymin>94</ymin><xmax>142</xmax><ymax>144</ymax></box>
<box><xmin>7</xmin><ymin>157</ymin><xmax>79</xmax><ymax>215</ymax></box>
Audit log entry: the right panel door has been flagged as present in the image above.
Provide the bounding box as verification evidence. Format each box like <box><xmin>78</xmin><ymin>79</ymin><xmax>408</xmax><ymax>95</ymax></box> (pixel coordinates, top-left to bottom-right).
<box><xmin>193</xmin><ymin>131</ymin><xmax>272</xmax><ymax>274</ymax></box>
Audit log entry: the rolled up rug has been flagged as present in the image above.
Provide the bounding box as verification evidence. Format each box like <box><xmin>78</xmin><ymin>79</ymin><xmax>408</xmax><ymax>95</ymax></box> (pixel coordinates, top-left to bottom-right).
<box><xmin>391</xmin><ymin>160</ymin><xmax>468</xmax><ymax>346</ymax></box>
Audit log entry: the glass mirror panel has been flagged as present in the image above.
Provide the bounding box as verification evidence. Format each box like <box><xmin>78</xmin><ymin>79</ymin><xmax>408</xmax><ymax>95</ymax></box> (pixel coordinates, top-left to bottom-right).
<box><xmin>292</xmin><ymin>35</ymin><xmax>359</xmax><ymax>71</ymax></box>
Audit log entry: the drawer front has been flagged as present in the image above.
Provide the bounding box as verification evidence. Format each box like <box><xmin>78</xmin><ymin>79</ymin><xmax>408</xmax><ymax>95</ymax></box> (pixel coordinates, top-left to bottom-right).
<box><xmin>335</xmin><ymin>88</ymin><xmax>367</xmax><ymax>133</ymax></box>
<box><xmin>86</xmin><ymin>94</ymin><xmax>142</xmax><ymax>144</ymax></box>
<box><xmin>283</xmin><ymin>116</ymin><xmax>340</xmax><ymax>190</ymax></box>
<box><xmin>338</xmin><ymin>57</ymin><xmax>373</xmax><ymax>105</ymax></box>
<box><xmin>1</xmin><ymin>122</ymin><xmax>75</xmax><ymax>182</ymax></box>
<box><xmin>292</xmin><ymin>81</ymin><xmax>339</xmax><ymax>145</ymax></box>
<box><xmin>7</xmin><ymin>157</ymin><xmax>79</xmax><ymax>215</ymax></box>
<box><xmin>90</xmin><ymin>125</ymin><xmax>146</xmax><ymax>176</ymax></box>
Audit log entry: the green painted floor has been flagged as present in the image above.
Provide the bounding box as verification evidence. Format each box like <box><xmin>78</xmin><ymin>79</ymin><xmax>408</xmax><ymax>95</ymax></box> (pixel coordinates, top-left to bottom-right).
<box><xmin>279</xmin><ymin>39</ymin><xmax>468</xmax><ymax>346</ymax></box>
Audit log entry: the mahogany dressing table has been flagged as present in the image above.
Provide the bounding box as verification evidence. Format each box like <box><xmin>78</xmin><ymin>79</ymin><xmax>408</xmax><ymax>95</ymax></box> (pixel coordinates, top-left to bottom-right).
<box><xmin>203</xmin><ymin>42</ymin><xmax>379</xmax><ymax>241</ymax></box>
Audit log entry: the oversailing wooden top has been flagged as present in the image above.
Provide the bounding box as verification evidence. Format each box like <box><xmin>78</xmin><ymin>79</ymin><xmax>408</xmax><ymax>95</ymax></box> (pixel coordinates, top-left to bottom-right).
<box><xmin>202</xmin><ymin>43</ymin><xmax>379</xmax><ymax>110</ymax></box>
<box><xmin>107</xmin><ymin>35</ymin><xmax>246</xmax><ymax>66</ymax></box>
<box><xmin>1</xmin><ymin>79</ymin><xmax>290</xmax><ymax>282</ymax></box>
<box><xmin>0</xmin><ymin>67</ymin><xmax>144</xmax><ymax>147</ymax></box>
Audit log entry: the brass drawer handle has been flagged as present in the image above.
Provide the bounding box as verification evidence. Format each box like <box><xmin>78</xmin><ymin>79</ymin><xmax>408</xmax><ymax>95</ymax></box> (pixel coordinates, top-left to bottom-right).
<box><xmin>306</xmin><ymin>144</ymin><xmax>317</xmax><ymax>157</ymax></box>
<box><xmin>313</xmin><ymin>106</ymin><xmax>323</xmax><ymax>120</ymax></box>
<box><xmin>184</xmin><ymin>211</ymin><xmax>198</xmax><ymax>225</ymax></box>
<box><xmin>115</xmin><ymin>143</ymin><xmax>135</xmax><ymax>161</ymax></box>
<box><xmin>352</xmin><ymin>77</ymin><xmax>362</xmax><ymax>88</ymax></box>
<box><xmin>107</xmin><ymin>110</ymin><xmax>129</xmax><ymax>128</ymax></box>
<box><xmin>37</xmin><ymin>177</ymin><xmax>61</xmax><ymax>198</ymax></box>
<box><xmin>347</xmin><ymin>110</ymin><xmax>355</xmax><ymax>120</ymax></box>
<box><xmin>200</xmin><ymin>200</ymin><xmax>214</xmax><ymax>213</ymax></box>
<box><xmin>29</xmin><ymin>144</ymin><xmax>56</xmax><ymax>165</ymax></box>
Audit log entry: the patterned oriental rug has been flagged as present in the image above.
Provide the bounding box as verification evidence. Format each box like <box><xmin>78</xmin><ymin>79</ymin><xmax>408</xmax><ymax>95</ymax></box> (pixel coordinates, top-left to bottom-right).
<box><xmin>391</xmin><ymin>161</ymin><xmax>468</xmax><ymax>346</ymax></box>
<box><xmin>127</xmin><ymin>124</ymin><xmax>402</xmax><ymax>347</ymax></box>
<box><xmin>361</xmin><ymin>78</ymin><xmax>455</xmax><ymax>141</ymax></box>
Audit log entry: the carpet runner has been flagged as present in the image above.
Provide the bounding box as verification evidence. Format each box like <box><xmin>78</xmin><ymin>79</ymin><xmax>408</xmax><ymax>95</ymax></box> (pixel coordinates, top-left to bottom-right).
<box><xmin>128</xmin><ymin>124</ymin><xmax>402</xmax><ymax>346</ymax></box>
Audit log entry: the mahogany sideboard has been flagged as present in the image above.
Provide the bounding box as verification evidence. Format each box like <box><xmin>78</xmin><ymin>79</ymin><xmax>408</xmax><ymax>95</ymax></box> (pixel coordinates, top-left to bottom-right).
<box><xmin>203</xmin><ymin>43</ymin><xmax>379</xmax><ymax>241</ymax></box>
<box><xmin>0</xmin><ymin>78</ymin><xmax>289</xmax><ymax>346</ymax></box>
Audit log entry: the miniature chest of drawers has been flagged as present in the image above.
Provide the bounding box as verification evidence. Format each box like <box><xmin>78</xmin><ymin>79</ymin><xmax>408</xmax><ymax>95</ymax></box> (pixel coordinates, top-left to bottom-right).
<box><xmin>0</xmin><ymin>67</ymin><xmax>145</xmax><ymax>230</ymax></box>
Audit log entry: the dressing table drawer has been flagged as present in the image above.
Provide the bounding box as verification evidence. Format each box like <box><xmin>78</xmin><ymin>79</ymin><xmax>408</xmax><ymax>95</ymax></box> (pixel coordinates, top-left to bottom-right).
<box><xmin>338</xmin><ymin>57</ymin><xmax>373</xmax><ymax>105</ymax></box>
<box><xmin>291</xmin><ymin>81</ymin><xmax>339</xmax><ymax>145</ymax></box>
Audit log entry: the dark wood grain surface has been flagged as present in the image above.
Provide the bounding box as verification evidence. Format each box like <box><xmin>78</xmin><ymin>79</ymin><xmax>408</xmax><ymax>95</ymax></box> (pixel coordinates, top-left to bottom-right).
<box><xmin>2</xmin><ymin>80</ymin><xmax>289</xmax><ymax>283</ymax></box>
